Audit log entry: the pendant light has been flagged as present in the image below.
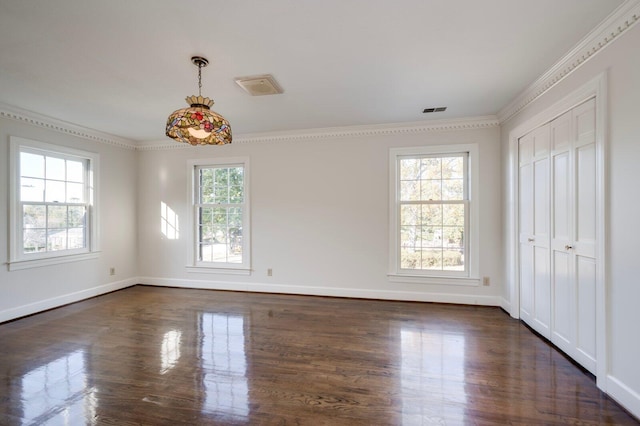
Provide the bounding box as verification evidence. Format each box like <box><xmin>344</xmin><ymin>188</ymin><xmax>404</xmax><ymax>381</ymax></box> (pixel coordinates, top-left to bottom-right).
<box><xmin>166</xmin><ymin>56</ymin><xmax>232</xmax><ymax>146</ymax></box>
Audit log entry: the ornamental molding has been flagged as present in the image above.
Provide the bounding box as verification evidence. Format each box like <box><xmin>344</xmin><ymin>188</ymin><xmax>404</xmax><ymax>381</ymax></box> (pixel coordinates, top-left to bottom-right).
<box><xmin>0</xmin><ymin>102</ymin><xmax>137</xmax><ymax>150</ymax></box>
<box><xmin>498</xmin><ymin>0</ymin><xmax>640</xmax><ymax>123</ymax></box>
<box><xmin>136</xmin><ymin>116</ymin><xmax>500</xmax><ymax>151</ymax></box>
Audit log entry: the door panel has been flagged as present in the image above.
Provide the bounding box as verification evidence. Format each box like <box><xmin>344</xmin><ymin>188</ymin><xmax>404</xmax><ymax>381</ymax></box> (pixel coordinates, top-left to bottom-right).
<box><xmin>552</xmin><ymin>250</ymin><xmax>572</xmax><ymax>350</ymax></box>
<box><xmin>576</xmin><ymin>256</ymin><xmax>597</xmax><ymax>374</ymax></box>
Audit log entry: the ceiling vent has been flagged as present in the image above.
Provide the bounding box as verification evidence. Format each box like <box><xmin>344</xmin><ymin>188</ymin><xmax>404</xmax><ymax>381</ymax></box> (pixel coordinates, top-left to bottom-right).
<box><xmin>235</xmin><ymin>74</ymin><xmax>283</xmax><ymax>96</ymax></box>
<box><xmin>423</xmin><ymin>107</ymin><xmax>447</xmax><ymax>113</ymax></box>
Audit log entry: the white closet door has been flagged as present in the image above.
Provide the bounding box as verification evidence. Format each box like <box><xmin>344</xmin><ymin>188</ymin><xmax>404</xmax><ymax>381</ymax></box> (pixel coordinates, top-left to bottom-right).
<box><xmin>573</xmin><ymin>99</ymin><xmax>597</xmax><ymax>373</ymax></box>
<box><xmin>519</xmin><ymin>125</ymin><xmax>551</xmax><ymax>338</ymax></box>
<box><xmin>550</xmin><ymin>110</ymin><xmax>575</xmax><ymax>356</ymax></box>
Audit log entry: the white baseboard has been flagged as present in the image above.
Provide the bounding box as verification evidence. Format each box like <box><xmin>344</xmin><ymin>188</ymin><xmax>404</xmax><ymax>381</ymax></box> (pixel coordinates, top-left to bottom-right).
<box><xmin>500</xmin><ymin>297</ymin><xmax>514</xmax><ymax>316</ymax></box>
<box><xmin>607</xmin><ymin>375</ymin><xmax>640</xmax><ymax>420</ymax></box>
<box><xmin>0</xmin><ymin>277</ymin><xmax>137</xmax><ymax>323</ymax></box>
<box><xmin>137</xmin><ymin>276</ymin><xmax>503</xmax><ymax>306</ymax></box>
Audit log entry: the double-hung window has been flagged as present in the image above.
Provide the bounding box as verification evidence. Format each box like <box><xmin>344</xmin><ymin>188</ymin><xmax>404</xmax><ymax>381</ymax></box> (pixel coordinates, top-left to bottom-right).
<box><xmin>389</xmin><ymin>144</ymin><xmax>478</xmax><ymax>284</ymax></box>
<box><xmin>189</xmin><ymin>157</ymin><xmax>250</xmax><ymax>274</ymax></box>
<box><xmin>9</xmin><ymin>137</ymin><xmax>99</xmax><ymax>270</ymax></box>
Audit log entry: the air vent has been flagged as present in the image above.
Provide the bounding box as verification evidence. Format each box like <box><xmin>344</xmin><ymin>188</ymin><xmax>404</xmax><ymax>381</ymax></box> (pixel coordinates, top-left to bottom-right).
<box><xmin>235</xmin><ymin>74</ymin><xmax>283</xmax><ymax>96</ymax></box>
<box><xmin>423</xmin><ymin>107</ymin><xmax>447</xmax><ymax>113</ymax></box>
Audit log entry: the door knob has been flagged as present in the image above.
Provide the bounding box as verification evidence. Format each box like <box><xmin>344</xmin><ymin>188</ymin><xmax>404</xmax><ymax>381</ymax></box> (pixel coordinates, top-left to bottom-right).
<box><xmin>565</xmin><ymin>245</ymin><xmax>574</xmax><ymax>250</ymax></box>
<box><xmin>528</xmin><ymin>238</ymin><xmax>534</xmax><ymax>242</ymax></box>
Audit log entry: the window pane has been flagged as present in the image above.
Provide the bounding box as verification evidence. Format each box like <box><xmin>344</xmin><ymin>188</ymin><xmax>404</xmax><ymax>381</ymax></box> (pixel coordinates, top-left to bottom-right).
<box><xmin>21</xmin><ymin>152</ymin><xmax>45</xmax><ymax>178</ymax></box>
<box><xmin>420</xmin><ymin>180</ymin><xmax>441</xmax><ymax>200</ymax></box>
<box><xmin>68</xmin><ymin>206</ymin><xmax>86</xmax><ymax>227</ymax></box>
<box><xmin>47</xmin><ymin>229</ymin><xmax>67</xmax><ymax>251</ymax></box>
<box><xmin>229</xmin><ymin>186</ymin><xmax>243</xmax><ymax>203</ymax></box>
<box><xmin>421</xmin><ymin>205</ymin><xmax>442</xmax><ymax>226</ymax></box>
<box><xmin>400</xmin><ymin>159</ymin><xmax>420</xmax><ymax>180</ymax></box>
<box><xmin>68</xmin><ymin>228</ymin><xmax>86</xmax><ymax>249</ymax></box>
<box><xmin>400</xmin><ymin>205</ymin><xmax>419</xmax><ymax>226</ymax></box>
<box><xmin>444</xmin><ymin>226</ymin><xmax>464</xmax><ymax>248</ymax></box>
<box><xmin>400</xmin><ymin>225</ymin><xmax>418</xmax><ymax>248</ymax></box>
<box><xmin>24</xmin><ymin>229</ymin><xmax>46</xmax><ymax>253</ymax></box>
<box><xmin>200</xmin><ymin>224</ymin><xmax>214</xmax><ymax>244</ymax></box>
<box><xmin>200</xmin><ymin>169</ymin><xmax>214</xmax><ymax>203</ymax></box>
<box><xmin>45</xmin><ymin>180</ymin><xmax>65</xmax><ymax>202</ymax></box>
<box><xmin>228</xmin><ymin>208</ymin><xmax>242</xmax><ymax>227</ymax></box>
<box><xmin>212</xmin><ymin>208</ymin><xmax>227</xmax><ymax>226</ymax></box>
<box><xmin>229</xmin><ymin>167</ymin><xmax>243</xmax><ymax>186</ymax></box>
<box><xmin>199</xmin><ymin>243</ymin><xmax>213</xmax><ymax>262</ymax></box>
<box><xmin>228</xmin><ymin>227</ymin><xmax>243</xmax><ymax>263</ymax></box>
<box><xmin>214</xmin><ymin>168</ymin><xmax>229</xmax><ymax>186</ymax></box>
<box><xmin>66</xmin><ymin>160</ymin><xmax>84</xmax><ymax>183</ymax></box>
<box><xmin>400</xmin><ymin>248</ymin><xmax>420</xmax><ymax>269</ymax></box>
<box><xmin>422</xmin><ymin>249</ymin><xmax>443</xmax><ymax>270</ymax></box>
<box><xmin>48</xmin><ymin>205</ymin><xmax>68</xmax><ymax>228</ymax></box>
<box><xmin>200</xmin><ymin>207</ymin><xmax>213</xmax><ymax>226</ymax></box>
<box><xmin>442</xmin><ymin>179</ymin><xmax>464</xmax><ymax>200</ymax></box>
<box><xmin>67</xmin><ymin>182</ymin><xmax>84</xmax><ymax>203</ymax></box>
<box><xmin>442</xmin><ymin>157</ymin><xmax>464</xmax><ymax>179</ymax></box>
<box><xmin>443</xmin><ymin>250</ymin><xmax>464</xmax><ymax>270</ymax></box>
<box><xmin>23</xmin><ymin>205</ymin><xmax>46</xmax><ymax>228</ymax></box>
<box><xmin>422</xmin><ymin>227</ymin><xmax>442</xmax><ymax>248</ymax></box>
<box><xmin>46</xmin><ymin>157</ymin><xmax>66</xmax><ymax>180</ymax></box>
<box><xmin>214</xmin><ymin>186</ymin><xmax>229</xmax><ymax>204</ymax></box>
<box><xmin>443</xmin><ymin>204</ymin><xmax>465</xmax><ymax>226</ymax></box>
<box><xmin>421</xmin><ymin>158</ymin><xmax>441</xmax><ymax>179</ymax></box>
<box><xmin>400</xmin><ymin>180</ymin><xmax>419</xmax><ymax>201</ymax></box>
<box><xmin>21</xmin><ymin>178</ymin><xmax>45</xmax><ymax>202</ymax></box>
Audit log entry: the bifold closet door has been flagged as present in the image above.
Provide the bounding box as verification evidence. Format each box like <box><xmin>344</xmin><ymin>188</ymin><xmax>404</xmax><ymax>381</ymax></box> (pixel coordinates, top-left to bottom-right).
<box><xmin>519</xmin><ymin>125</ymin><xmax>551</xmax><ymax>339</ymax></box>
<box><xmin>542</xmin><ymin>98</ymin><xmax>597</xmax><ymax>375</ymax></box>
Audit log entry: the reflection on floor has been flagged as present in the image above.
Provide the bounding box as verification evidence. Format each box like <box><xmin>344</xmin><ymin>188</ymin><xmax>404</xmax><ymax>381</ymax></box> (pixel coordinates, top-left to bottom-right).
<box><xmin>0</xmin><ymin>285</ymin><xmax>637</xmax><ymax>425</ymax></box>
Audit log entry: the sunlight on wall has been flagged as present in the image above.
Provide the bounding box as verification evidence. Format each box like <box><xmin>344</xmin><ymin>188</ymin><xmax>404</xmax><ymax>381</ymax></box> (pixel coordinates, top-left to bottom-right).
<box><xmin>161</xmin><ymin>201</ymin><xmax>179</xmax><ymax>240</ymax></box>
<box><xmin>160</xmin><ymin>329</ymin><xmax>182</xmax><ymax>375</ymax></box>
<box><xmin>401</xmin><ymin>328</ymin><xmax>467</xmax><ymax>423</ymax></box>
<box><xmin>21</xmin><ymin>350</ymin><xmax>98</xmax><ymax>425</ymax></box>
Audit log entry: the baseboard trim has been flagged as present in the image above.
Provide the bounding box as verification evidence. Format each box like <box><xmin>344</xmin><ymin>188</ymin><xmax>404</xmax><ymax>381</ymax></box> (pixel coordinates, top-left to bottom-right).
<box><xmin>607</xmin><ymin>375</ymin><xmax>640</xmax><ymax>420</ymax></box>
<box><xmin>0</xmin><ymin>278</ymin><xmax>137</xmax><ymax>323</ymax></box>
<box><xmin>137</xmin><ymin>277</ymin><xmax>503</xmax><ymax>306</ymax></box>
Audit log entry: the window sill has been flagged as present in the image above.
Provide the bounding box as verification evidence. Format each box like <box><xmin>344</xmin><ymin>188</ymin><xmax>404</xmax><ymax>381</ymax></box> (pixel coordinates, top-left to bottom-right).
<box><xmin>186</xmin><ymin>266</ymin><xmax>252</xmax><ymax>276</ymax></box>
<box><xmin>8</xmin><ymin>252</ymin><xmax>100</xmax><ymax>271</ymax></box>
<box><xmin>388</xmin><ymin>273</ymin><xmax>480</xmax><ymax>286</ymax></box>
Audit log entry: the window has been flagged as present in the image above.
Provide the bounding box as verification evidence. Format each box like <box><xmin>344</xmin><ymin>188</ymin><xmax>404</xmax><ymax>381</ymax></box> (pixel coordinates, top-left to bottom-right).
<box><xmin>389</xmin><ymin>144</ymin><xmax>478</xmax><ymax>284</ymax></box>
<box><xmin>9</xmin><ymin>137</ymin><xmax>99</xmax><ymax>270</ymax></box>
<box><xmin>188</xmin><ymin>158</ymin><xmax>250</xmax><ymax>274</ymax></box>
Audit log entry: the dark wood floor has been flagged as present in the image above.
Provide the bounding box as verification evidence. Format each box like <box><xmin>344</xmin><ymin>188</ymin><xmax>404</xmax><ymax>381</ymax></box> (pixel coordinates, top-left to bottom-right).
<box><xmin>0</xmin><ymin>286</ymin><xmax>637</xmax><ymax>425</ymax></box>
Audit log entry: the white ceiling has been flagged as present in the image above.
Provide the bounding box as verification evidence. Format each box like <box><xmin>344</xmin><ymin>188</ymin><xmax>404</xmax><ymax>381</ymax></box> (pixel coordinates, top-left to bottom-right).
<box><xmin>0</xmin><ymin>0</ymin><xmax>624</xmax><ymax>144</ymax></box>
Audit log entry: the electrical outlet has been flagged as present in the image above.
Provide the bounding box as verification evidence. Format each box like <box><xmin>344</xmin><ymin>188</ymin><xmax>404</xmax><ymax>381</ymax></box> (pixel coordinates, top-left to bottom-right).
<box><xmin>482</xmin><ymin>276</ymin><xmax>490</xmax><ymax>286</ymax></box>
<box><xmin>110</xmin><ymin>267</ymin><xmax>116</xmax><ymax>276</ymax></box>
<box><xmin>267</xmin><ymin>268</ymin><xmax>273</xmax><ymax>276</ymax></box>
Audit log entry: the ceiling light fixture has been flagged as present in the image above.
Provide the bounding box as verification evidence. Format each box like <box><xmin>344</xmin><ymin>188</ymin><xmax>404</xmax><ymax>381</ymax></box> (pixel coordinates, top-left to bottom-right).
<box><xmin>166</xmin><ymin>56</ymin><xmax>232</xmax><ymax>146</ymax></box>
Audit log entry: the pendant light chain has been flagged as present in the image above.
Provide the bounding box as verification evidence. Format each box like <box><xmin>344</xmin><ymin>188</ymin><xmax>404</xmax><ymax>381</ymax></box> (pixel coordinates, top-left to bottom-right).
<box><xmin>198</xmin><ymin>62</ymin><xmax>203</xmax><ymax>97</ymax></box>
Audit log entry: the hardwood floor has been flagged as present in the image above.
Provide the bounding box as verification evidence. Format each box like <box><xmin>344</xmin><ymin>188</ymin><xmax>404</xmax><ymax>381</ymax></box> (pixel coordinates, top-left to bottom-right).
<box><xmin>0</xmin><ymin>286</ymin><xmax>636</xmax><ymax>425</ymax></box>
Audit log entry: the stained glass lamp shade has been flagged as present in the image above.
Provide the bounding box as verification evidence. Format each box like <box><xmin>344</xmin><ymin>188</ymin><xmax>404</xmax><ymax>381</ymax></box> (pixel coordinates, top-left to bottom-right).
<box><xmin>166</xmin><ymin>57</ymin><xmax>232</xmax><ymax>146</ymax></box>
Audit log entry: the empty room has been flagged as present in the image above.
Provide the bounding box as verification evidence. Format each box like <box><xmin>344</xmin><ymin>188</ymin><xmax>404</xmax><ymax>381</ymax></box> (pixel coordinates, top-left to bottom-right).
<box><xmin>1</xmin><ymin>0</ymin><xmax>639</xmax><ymax>424</ymax></box>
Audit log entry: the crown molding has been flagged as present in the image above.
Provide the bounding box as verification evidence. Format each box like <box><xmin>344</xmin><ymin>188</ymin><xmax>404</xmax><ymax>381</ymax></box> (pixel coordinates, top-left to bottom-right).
<box><xmin>137</xmin><ymin>116</ymin><xmax>500</xmax><ymax>151</ymax></box>
<box><xmin>0</xmin><ymin>102</ymin><xmax>137</xmax><ymax>150</ymax></box>
<box><xmin>498</xmin><ymin>0</ymin><xmax>640</xmax><ymax>123</ymax></box>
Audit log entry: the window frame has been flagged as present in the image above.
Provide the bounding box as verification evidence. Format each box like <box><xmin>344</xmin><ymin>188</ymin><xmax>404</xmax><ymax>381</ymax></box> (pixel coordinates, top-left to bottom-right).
<box><xmin>9</xmin><ymin>136</ymin><xmax>100</xmax><ymax>271</ymax></box>
<box><xmin>388</xmin><ymin>144</ymin><xmax>479</xmax><ymax>285</ymax></box>
<box><xmin>186</xmin><ymin>157</ymin><xmax>251</xmax><ymax>275</ymax></box>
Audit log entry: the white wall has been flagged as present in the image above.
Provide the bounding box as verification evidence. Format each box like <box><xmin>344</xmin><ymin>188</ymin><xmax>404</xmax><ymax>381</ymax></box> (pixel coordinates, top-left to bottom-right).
<box><xmin>0</xmin><ymin>117</ymin><xmax>138</xmax><ymax>322</ymax></box>
<box><xmin>500</xmin><ymin>22</ymin><xmax>640</xmax><ymax>418</ymax></box>
<box><xmin>137</xmin><ymin>124</ymin><xmax>503</xmax><ymax>305</ymax></box>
